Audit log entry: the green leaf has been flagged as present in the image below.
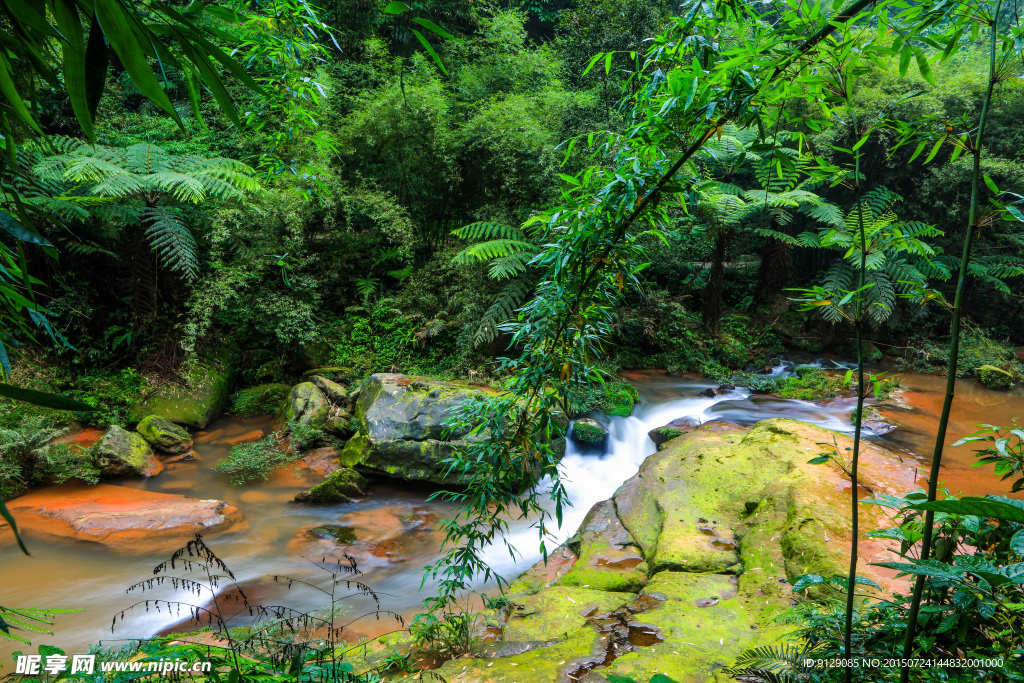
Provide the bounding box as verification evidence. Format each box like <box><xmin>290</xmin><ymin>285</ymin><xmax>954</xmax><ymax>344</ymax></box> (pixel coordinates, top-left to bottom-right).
<box><xmin>899</xmin><ymin>44</ymin><xmax>912</xmax><ymax>76</ymax></box>
<box><xmin>1007</xmin><ymin>205</ymin><xmax>1024</xmax><ymax>222</ymax></box>
<box><xmin>1012</xmin><ymin>530</ymin><xmax>1024</xmax><ymax>556</ymax></box>
<box><xmin>93</xmin><ymin>0</ymin><xmax>182</xmax><ymax>126</ymax></box>
<box><xmin>0</xmin><ymin>500</ymin><xmax>29</xmax><ymax>556</ymax></box>
<box><xmin>0</xmin><ymin>211</ymin><xmax>52</xmax><ymax>247</ymax></box>
<box><xmin>923</xmin><ymin>137</ymin><xmax>943</xmax><ymax>164</ymax></box>
<box><xmin>913</xmin><ymin>47</ymin><xmax>934</xmax><ymax>85</ymax></box>
<box><xmin>807</xmin><ymin>455</ymin><xmax>831</xmax><ymax>464</ymax></box>
<box><xmin>852</xmin><ymin>133</ymin><xmax>870</xmax><ymax>151</ymax></box>
<box><xmin>53</xmin><ymin>0</ymin><xmax>93</xmax><ymax>140</ymax></box>
<box><xmin>410</xmin><ymin>17</ymin><xmax>459</xmax><ymax>41</ymax></box>
<box><xmin>983</xmin><ymin>174</ymin><xmax>999</xmax><ymax>195</ymax></box>
<box><xmin>582</xmin><ymin>52</ymin><xmax>604</xmax><ymax>76</ymax></box>
<box><xmin>0</xmin><ymin>384</ymin><xmax>98</xmax><ymax>411</ymax></box>
<box><xmin>83</xmin><ymin>11</ymin><xmax>109</xmax><ymax>121</ymax></box>
<box><xmin>382</xmin><ymin>1</ymin><xmax>408</xmax><ymax>14</ymax></box>
<box><xmin>909</xmin><ymin>497</ymin><xmax>1024</xmax><ymax>524</ymax></box>
<box><xmin>410</xmin><ymin>29</ymin><xmax>447</xmax><ymax>76</ymax></box>
<box><xmin>0</xmin><ymin>52</ymin><xmax>42</xmax><ymax>134</ymax></box>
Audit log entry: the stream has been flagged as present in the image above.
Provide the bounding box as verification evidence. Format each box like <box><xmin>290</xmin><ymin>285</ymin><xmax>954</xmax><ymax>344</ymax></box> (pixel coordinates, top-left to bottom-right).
<box><xmin>2</xmin><ymin>360</ymin><xmax>1022</xmax><ymax>661</ymax></box>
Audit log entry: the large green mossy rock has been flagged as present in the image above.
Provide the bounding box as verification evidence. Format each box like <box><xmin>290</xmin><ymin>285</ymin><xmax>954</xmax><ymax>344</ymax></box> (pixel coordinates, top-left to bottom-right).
<box><xmin>131</xmin><ymin>350</ymin><xmax>238</xmax><ymax>428</ymax></box>
<box><xmin>136</xmin><ymin>415</ymin><xmax>192</xmax><ymax>454</ymax></box>
<box><xmin>338</xmin><ymin>373</ymin><xmax>486</xmax><ymax>485</ymax></box>
<box><xmin>95</xmin><ymin>425</ymin><xmax>162</xmax><ymax>477</ymax></box>
<box><xmin>277</xmin><ymin>382</ymin><xmax>330</xmax><ymax>427</ymax></box>
<box><xmin>444</xmin><ymin>418</ymin><xmax>912</xmax><ymax>681</ymax></box>
<box><xmin>571</xmin><ymin>418</ymin><xmax>608</xmax><ymax>446</ymax></box>
<box><xmin>294</xmin><ymin>467</ymin><xmax>368</xmax><ymax>504</ymax></box>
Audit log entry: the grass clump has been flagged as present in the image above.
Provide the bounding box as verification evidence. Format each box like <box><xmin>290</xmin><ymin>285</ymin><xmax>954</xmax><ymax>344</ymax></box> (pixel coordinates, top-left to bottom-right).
<box><xmin>213</xmin><ymin>432</ymin><xmax>295</xmax><ymax>485</ymax></box>
<box><xmin>778</xmin><ymin>369</ymin><xmax>849</xmax><ymax>401</ymax></box>
<box><xmin>230</xmin><ymin>383</ymin><xmax>291</xmax><ymax>418</ymax></box>
<box><xmin>574</xmin><ymin>381</ymin><xmax>640</xmax><ymax>417</ymax></box>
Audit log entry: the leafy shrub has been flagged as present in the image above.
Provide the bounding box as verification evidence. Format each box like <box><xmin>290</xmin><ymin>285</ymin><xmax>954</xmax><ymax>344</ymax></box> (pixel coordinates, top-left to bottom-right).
<box><xmin>230</xmin><ymin>383</ymin><xmax>291</xmax><ymax>418</ymax></box>
<box><xmin>976</xmin><ymin>364</ymin><xmax>1015</xmax><ymax>390</ymax></box>
<box><xmin>0</xmin><ymin>416</ymin><xmax>99</xmax><ymax>498</ymax></box>
<box><xmin>778</xmin><ymin>369</ymin><xmax>848</xmax><ymax>401</ymax></box>
<box><xmin>213</xmin><ymin>432</ymin><xmax>295</xmax><ymax>485</ymax></box>
<box><xmin>573</xmin><ymin>380</ymin><xmax>640</xmax><ymax>417</ymax></box>
<box><xmin>287</xmin><ymin>422</ymin><xmax>339</xmax><ymax>452</ymax></box>
<box><xmin>734</xmin><ymin>372</ymin><xmax>784</xmax><ymax>394</ymax></box>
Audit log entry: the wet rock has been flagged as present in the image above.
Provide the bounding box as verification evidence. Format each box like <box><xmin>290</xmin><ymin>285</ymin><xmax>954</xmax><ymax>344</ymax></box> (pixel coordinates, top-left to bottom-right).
<box><xmin>136</xmin><ymin>415</ymin><xmax>193</xmax><ymax>455</ymax></box>
<box><xmin>309</xmin><ymin>375</ymin><xmax>348</xmax><ymax>403</ymax></box>
<box><xmin>338</xmin><ymin>374</ymin><xmax>487</xmax><ymax>485</ymax></box>
<box><xmin>294</xmin><ymin>467</ymin><xmax>369</xmax><ymax>504</ymax></box>
<box><xmin>572</xmin><ymin>418</ymin><xmax>608</xmax><ymax>446</ymax></box>
<box><xmin>718</xmin><ymin>382</ymin><xmax>736</xmax><ymax>392</ymax></box>
<box><xmin>699</xmin><ymin>387</ymin><xmax>717</xmax><ymax>398</ymax></box>
<box><xmin>288</xmin><ymin>504</ymin><xmax>440</xmax><ymax>568</ymax></box>
<box><xmin>95</xmin><ymin>425</ymin><xmax>163</xmax><ymax>477</ymax></box>
<box><xmin>647</xmin><ymin>417</ymin><xmax>700</xmax><ymax>446</ymax></box>
<box><xmin>278</xmin><ymin>382</ymin><xmax>330</xmax><ymax>428</ymax></box>
<box><xmin>0</xmin><ymin>483</ymin><xmax>243</xmax><ymax>550</ymax></box>
<box><xmin>324</xmin><ymin>413</ymin><xmax>354</xmax><ymax>437</ymax></box>
<box><xmin>130</xmin><ymin>347</ymin><xmax>238</xmax><ymax>428</ymax></box>
<box><xmin>860</xmin><ymin>406</ymin><xmax>898</xmax><ymax>435</ymax></box>
<box><xmin>558</xmin><ymin>500</ymin><xmax>648</xmax><ymax>592</ymax></box>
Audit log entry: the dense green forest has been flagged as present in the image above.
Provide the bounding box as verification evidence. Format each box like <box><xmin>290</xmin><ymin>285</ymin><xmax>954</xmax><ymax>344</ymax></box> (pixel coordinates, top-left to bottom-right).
<box><xmin>2</xmin><ymin>0</ymin><xmax>1024</xmax><ymax>681</ymax></box>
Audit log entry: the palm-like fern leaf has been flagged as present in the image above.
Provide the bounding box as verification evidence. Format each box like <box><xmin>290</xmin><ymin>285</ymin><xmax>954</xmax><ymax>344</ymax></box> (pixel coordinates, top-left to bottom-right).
<box><xmin>474</xmin><ymin>278</ymin><xmax>533</xmax><ymax>346</ymax></box>
<box><xmin>143</xmin><ymin>206</ymin><xmax>199</xmax><ymax>280</ymax></box>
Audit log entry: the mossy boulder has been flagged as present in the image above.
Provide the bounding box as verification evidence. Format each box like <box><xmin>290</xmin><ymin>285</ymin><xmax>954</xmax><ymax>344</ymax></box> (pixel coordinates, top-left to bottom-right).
<box><xmin>977</xmin><ymin>364</ymin><xmax>1015</xmax><ymax>390</ymax></box>
<box><xmin>648</xmin><ymin>416</ymin><xmax>700</xmax><ymax>446</ymax></box>
<box><xmin>277</xmin><ymin>382</ymin><xmax>330</xmax><ymax>427</ymax></box>
<box><xmin>131</xmin><ymin>349</ymin><xmax>238</xmax><ymax>428</ymax></box>
<box><xmin>135</xmin><ymin>415</ymin><xmax>192</xmax><ymax>455</ymax></box>
<box><xmin>94</xmin><ymin>425</ymin><xmax>162</xmax><ymax>477</ymax></box>
<box><xmin>558</xmin><ymin>500</ymin><xmax>648</xmax><ymax>592</ymax></box>
<box><xmin>448</xmin><ymin>419</ymin><xmax>915</xmax><ymax>681</ymax></box>
<box><xmin>309</xmin><ymin>375</ymin><xmax>348</xmax><ymax>403</ymax></box>
<box><xmin>338</xmin><ymin>373</ymin><xmax>486</xmax><ymax>485</ymax></box>
<box><xmin>294</xmin><ymin>467</ymin><xmax>369</xmax><ymax>504</ymax></box>
<box><xmin>571</xmin><ymin>418</ymin><xmax>608</xmax><ymax>446</ymax></box>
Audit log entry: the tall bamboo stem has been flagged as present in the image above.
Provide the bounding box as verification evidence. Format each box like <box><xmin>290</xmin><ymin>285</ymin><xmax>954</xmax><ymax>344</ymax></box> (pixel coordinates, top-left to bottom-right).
<box><xmin>899</xmin><ymin>6</ymin><xmax>1001</xmax><ymax>680</ymax></box>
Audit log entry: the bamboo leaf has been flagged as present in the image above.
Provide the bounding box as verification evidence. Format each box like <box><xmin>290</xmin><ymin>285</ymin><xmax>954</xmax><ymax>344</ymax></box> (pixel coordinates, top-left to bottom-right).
<box><xmin>382</xmin><ymin>1</ymin><xmax>408</xmax><ymax>14</ymax></box>
<box><xmin>0</xmin><ymin>500</ymin><xmax>29</xmax><ymax>556</ymax></box>
<box><xmin>93</xmin><ymin>0</ymin><xmax>182</xmax><ymax>126</ymax></box>
<box><xmin>0</xmin><ymin>211</ymin><xmax>51</xmax><ymax>247</ymax></box>
<box><xmin>913</xmin><ymin>47</ymin><xmax>934</xmax><ymax>85</ymax></box>
<box><xmin>411</xmin><ymin>29</ymin><xmax>447</xmax><ymax>76</ymax></box>
<box><xmin>0</xmin><ymin>384</ymin><xmax>98</xmax><ymax>411</ymax></box>
<box><xmin>899</xmin><ymin>44</ymin><xmax>912</xmax><ymax>76</ymax></box>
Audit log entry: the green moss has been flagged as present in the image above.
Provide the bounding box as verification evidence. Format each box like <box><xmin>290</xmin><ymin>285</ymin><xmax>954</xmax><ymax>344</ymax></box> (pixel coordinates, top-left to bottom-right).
<box><xmin>135</xmin><ymin>415</ymin><xmax>192</xmax><ymax>454</ymax></box>
<box><xmin>132</xmin><ymin>351</ymin><xmax>237</xmax><ymax>428</ymax></box>
<box><xmin>777</xmin><ymin>369</ymin><xmax>848</xmax><ymax>401</ymax></box>
<box><xmin>575</xmin><ymin>381</ymin><xmax>641</xmax><ymax>417</ymax></box>
<box><xmin>572</xmin><ymin>418</ymin><xmax>607</xmax><ymax>445</ymax></box>
<box><xmin>977</xmin><ymin>364</ymin><xmax>1015</xmax><ymax>390</ymax></box>
<box><xmin>308</xmin><ymin>524</ymin><xmax>357</xmax><ymax>543</ymax></box>
<box><xmin>230</xmin><ymin>383</ymin><xmax>291</xmax><ymax>417</ymax></box>
<box><xmin>502</xmin><ymin>586</ymin><xmax>634</xmax><ymax>641</ymax></box>
<box><xmin>295</xmin><ymin>467</ymin><xmax>368</xmax><ymax>503</ymax></box>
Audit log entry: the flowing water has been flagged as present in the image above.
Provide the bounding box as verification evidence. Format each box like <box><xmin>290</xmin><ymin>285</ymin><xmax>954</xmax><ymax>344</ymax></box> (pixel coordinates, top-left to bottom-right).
<box><xmin>2</xmin><ymin>361</ymin><xmax>1022</xmax><ymax>662</ymax></box>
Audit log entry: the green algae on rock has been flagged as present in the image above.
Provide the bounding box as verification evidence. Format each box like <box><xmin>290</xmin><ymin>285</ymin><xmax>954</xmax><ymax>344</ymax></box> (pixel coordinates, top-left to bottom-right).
<box><xmin>136</xmin><ymin>415</ymin><xmax>192</xmax><ymax>454</ymax></box>
<box><xmin>94</xmin><ymin>425</ymin><xmax>162</xmax><ymax>477</ymax></box>
<box><xmin>571</xmin><ymin>418</ymin><xmax>608</xmax><ymax>446</ymax></box>
<box><xmin>294</xmin><ymin>467</ymin><xmax>369</xmax><ymax>503</ymax></box>
<box><xmin>977</xmin><ymin>364</ymin><xmax>1015</xmax><ymax>390</ymax></box>
<box><xmin>424</xmin><ymin>418</ymin><xmax>913</xmax><ymax>681</ymax></box>
<box><xmin>278</xmin><ymin>381</ymin><xmax>331</xmax><ymax>427</ymax></box>
<box><xmin>131</xmin><ymin>349</ymin><xmax>238</xmax><ymax>428</ymax></box>
<box><xmin>338</xmin><ymin>373</ymin><xmax>486</xmax><ymax>485</ymax></box>
<box><xmin>230</xmin><ymin>383</ymin><xmax>291</xmax><ymax>418</ymax></box>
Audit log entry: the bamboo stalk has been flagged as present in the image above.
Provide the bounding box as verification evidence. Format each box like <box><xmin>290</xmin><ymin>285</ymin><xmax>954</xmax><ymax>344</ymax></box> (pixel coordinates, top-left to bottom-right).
<box><xmin>899</xmin><ymin>5</ymin><xmax>1002</xmax><ymax>680</ymax></box>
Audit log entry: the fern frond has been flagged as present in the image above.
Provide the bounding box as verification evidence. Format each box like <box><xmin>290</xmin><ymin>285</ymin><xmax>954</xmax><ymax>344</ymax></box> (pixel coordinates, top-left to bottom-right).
<box><xmin>453</xmin><ymin>221</ymin><xmax>528</xmax><ymax>242</ymax></box>
<box><xmin>142</xmin><ymin>206</ymin><xmax>199</xmax><ymax>280</ymax></box>
<box><xmin>474</xmin><ymin>278</ymin><xmax>533</xmax><ymax>346</ymax></box>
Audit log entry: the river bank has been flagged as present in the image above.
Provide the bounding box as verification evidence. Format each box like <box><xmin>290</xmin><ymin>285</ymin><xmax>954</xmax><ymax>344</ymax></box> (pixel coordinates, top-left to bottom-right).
<box><xmin>1</xmin><ymin>362</ymin><xmax>1022</xmax><ymax>667</ymax></box>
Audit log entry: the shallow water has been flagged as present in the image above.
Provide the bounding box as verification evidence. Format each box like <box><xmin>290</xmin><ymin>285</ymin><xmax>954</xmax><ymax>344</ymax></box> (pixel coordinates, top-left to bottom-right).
<box><xmin>1</xmin><ymin>362</ymin><xmax>1021</xmax><ymax>662</ymax></box>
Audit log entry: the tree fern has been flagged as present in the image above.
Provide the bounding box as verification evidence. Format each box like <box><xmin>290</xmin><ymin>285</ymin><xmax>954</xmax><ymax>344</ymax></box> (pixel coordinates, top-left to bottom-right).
<box><xmin>27</xmin><ymin>139</ymin><xmax>258</xmax><ymax>282</ymax></box>
<box><xmin>142</xmin><ymin>206</ymin><xmax>199</xmax><ymax>280</ymax></box>
<box><xmin>474</xmin><ymin>278</ymin><xmax>534</xmax><ymax>346</ymax></box>
<box><xmin>452</xmin><ymin>221</ymin><xmax>541</xmax><ymax>346</ymax></box>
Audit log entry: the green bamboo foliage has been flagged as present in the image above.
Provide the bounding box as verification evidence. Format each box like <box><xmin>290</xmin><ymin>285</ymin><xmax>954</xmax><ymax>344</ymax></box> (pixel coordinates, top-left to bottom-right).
<box><xmin>900</xmin><ymin>3</ymin><xmax>1006</xmax><ymax>678</ymax></box>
